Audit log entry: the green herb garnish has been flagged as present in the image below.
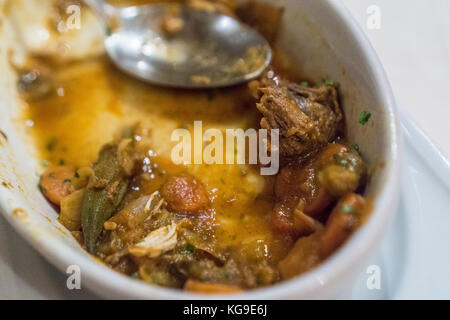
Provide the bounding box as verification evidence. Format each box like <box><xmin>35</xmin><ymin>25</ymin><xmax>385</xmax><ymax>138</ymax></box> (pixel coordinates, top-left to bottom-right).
<box><xmin>64</xmin><ymin>179</ymin><xmax>71</xmax><ymax>183</ymax></box>
<box><xmin>323</xmin><ymin>79</ymin><xmax>334</xmax><ymax>86</ymax></box>
<box><xmin>59</xmin><ymin>159</ymin><xmax>65</xmax><ymax>165</ymax></box>
<box><xmin>74</xmin><ymin>171</ymin><xmax>80</xmax><ymax>178</ymax></box>
<box><xmin>358</xmin><ymin>110</ymin><xmax>372</xmax><ymax>125</ymax></box>
<box><xmin>181</xmin><ymin>243</ymin><xmax>196</xmax><ymax>255</ymax></box>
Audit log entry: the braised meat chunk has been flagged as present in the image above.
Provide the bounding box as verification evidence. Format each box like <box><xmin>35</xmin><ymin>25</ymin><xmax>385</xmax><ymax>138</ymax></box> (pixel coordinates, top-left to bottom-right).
<box><xmin>257</xmin><ymin>81</ymin><xmax>343</xmax><ymax>158</ymax></box>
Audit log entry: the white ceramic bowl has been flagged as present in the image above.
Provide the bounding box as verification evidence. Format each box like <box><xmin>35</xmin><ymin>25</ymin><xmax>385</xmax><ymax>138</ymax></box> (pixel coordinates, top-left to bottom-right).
<box><xmin>0</xmin><ymin>0</ymin><xmax>401</xmax><ymax>299</ymax></box>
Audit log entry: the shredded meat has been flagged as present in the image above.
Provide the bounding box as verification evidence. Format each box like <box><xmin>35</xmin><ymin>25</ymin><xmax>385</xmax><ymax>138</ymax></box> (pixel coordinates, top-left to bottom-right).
<box><xmin>257</xmin><ymin>81</ymin><xmax>343</xmax><ymax>158</ymax></box>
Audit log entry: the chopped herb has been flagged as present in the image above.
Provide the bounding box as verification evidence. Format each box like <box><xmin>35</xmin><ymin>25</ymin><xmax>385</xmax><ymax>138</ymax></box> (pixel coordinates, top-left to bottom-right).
<box><xmin>300</xmin><ymin>81</ymin><xmax>309</xmax><ymax>87</ymax></box>
<box><xmin>46</xmin><ymin>137</ymin><xmax>57</xmax><ymax>151</ymax></box>
<box><xmin>323</xmin><ymin>79</ymin><xmax>334</xmax><ymax>86</ymax></box>
<box><xmin>74</xmin><ymin>171</ymin><xmax>80</xmax><ymax>178</ymax></box>
<box><xmin>41</xmin><ymin>160</ymin><xmax>49</xmax><ymax>167</ymax></box>
<box><xmin>352</xmin><ymin>144</ymin><xmax>360</xmax><ymax>153</ymax></box>
<box><xmin>64</xmin><ymin>179</ymin><xmax>71</xmax><ymax>183</ymax></box>
<box><xmin>358</xmin><ymin>110</ymin><xmax>372</xmax><ymax>125</ymax></box>
<box><xmin>333</xmin><ymin>154</ymin><xmax>348</xmax><ymax>166</ymax></box>
<box><xmin>59</xmin><ymin>159</ymin><xmax>65</xmax><ymax>165</ymax></box>
<box><xmin>181</xmin><ymin>243</ymin><xmax>196</xmax><ymax>255</ymax></box>
<box><xmin>130</xmin><ymin>272</ymin><xmax>139</xmax><ymax>279</ymax></box>
<box><xmin>317</xmin><ymin>170</ymin><xmax>325</xmax><ymax>182</ymax></box>
<box><xmin>341</xmin><ymin>204</ymin><xmax>354</xmax><ymax>213</ymax></box>
<box><xmin>105</xmin><ymin>26</ymin><xmax>112</xmax><ymax>36</ymax></box>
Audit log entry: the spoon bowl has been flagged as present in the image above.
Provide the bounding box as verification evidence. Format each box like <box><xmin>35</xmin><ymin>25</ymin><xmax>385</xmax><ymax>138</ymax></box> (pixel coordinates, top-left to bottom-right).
<box><xmin>88</xmin><ymin>2</ymin><xmax>272</xmax><ymax>88</ymax></box>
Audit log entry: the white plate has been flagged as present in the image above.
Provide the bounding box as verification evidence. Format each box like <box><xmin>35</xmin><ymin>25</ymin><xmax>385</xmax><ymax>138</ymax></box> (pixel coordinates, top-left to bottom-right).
<box><xmin>0</xmin><ymin>108</ymin><xmax>447</xmax><ymax>299</ymax></box>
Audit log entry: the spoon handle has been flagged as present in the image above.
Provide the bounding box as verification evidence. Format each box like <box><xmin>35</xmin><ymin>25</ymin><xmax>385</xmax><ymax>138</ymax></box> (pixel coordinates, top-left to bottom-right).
<box><xmin>84</xmin><ymin>0</ymin><xmax>117</xmax><ymax>22</ymax></box>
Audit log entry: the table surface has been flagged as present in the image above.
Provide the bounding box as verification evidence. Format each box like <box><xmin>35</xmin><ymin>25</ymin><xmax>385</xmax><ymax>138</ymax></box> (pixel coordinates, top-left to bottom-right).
<box><xmin>1</xmin><ymin>0</ymin><xmax>449</xmax><ymax>299</ymax></box>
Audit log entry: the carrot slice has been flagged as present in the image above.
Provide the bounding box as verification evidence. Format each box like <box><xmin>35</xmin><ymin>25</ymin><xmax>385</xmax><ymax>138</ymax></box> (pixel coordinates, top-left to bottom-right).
<box><xmin>184</xmin><ymin>280</ymin><xmax>243</xmax><ymax>294</ymax></box>
<box><xmin>40</xmin><ymin>165</ymin><xmax>76</xmax><ymax>205</ymax></box>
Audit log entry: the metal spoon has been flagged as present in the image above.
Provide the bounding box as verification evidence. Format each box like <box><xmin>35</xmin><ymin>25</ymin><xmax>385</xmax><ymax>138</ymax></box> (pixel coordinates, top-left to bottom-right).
<box><xmin>84</xmin><ymin>0</ymin><xmax>272</xmax><ymax>88</ymax></box>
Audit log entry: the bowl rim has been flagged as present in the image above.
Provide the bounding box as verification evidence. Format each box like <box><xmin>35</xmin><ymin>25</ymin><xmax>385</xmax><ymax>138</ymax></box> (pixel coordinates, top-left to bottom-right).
<box><xmin>0</xmin><ymin>0</ymin><xmax>401</xmax><ymax>299</ymax></box>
